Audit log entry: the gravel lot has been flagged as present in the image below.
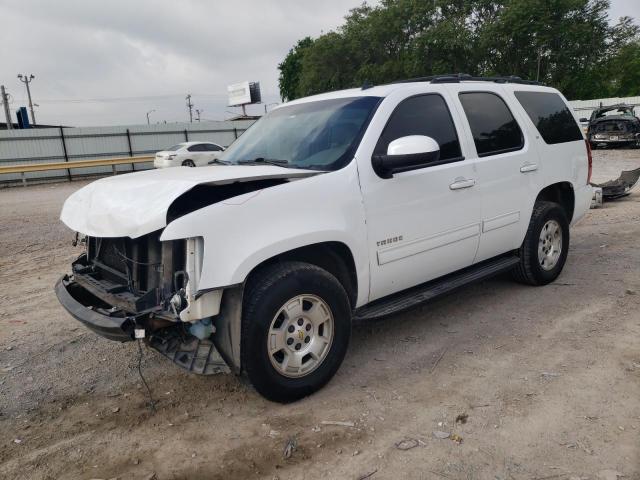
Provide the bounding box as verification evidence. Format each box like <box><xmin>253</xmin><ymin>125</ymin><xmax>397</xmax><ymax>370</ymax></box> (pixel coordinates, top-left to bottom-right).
<box><xmin>0</xmin><ymin>150</ymin><xmax>639</xmax><ymax>480</ymax></box>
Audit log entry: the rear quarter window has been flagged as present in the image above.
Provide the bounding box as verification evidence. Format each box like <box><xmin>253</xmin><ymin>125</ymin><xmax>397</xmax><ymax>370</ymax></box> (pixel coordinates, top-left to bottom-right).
<box><xmin>514</xmin><ymin>91</ymin><xmax>583</xmax><ymax>144</ymax></box>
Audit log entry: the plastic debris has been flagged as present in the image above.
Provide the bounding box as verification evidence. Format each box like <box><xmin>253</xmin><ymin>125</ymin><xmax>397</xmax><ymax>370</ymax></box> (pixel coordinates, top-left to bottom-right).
<box><xmin>321</xmin><ymin>420</ymin><xmax>355</xmax><ymax>427</ymax></box>
<box><xmin>395</xmin><ymin>438</ymin><xmax>419</xmax><ymax>450</ymax></box>
<box><xmin>432</xmin><ymin>431</ymin><xmax>450</xmax><ymax>439</ymax></box>
<box><xmin>283</xmin><ymin>437</ymin><xmax>297</xmax><ymax>459</ymax></box>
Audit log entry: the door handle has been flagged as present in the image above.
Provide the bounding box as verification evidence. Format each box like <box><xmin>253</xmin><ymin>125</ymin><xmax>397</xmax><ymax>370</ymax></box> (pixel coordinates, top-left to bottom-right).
<box><xmin>449</xmin><ymin>178</ymin><xmax>476</xmax><ymax>190</ymax></box>
<box><xmin>520</xmin><ymin>163</ymin><xmax>538</xmax><ymax>173</ymax></box>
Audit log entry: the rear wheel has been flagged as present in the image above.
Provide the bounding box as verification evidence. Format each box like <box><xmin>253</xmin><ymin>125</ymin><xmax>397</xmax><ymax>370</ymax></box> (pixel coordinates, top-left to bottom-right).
<box><xmin>512</xmin><ymin>201</ymin><xmax>569</xmax><ymax>286</ymax></box>
<box><xmin>242</xmin><ymin>261</ymin><xmax>351</xmax><ymax>403</ymax></box>
<box><xmin>182</xmin><ymin>159</ymin><xmax>195</xmax><ymax>167</ymax></box>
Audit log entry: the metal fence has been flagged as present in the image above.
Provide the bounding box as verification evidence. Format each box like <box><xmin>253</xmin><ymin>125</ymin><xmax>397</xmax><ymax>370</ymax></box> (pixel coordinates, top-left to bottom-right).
<box><xmin>0</xmin><ymin>119</ymin><xmax>255</xmax><ymax>185</ymax></box>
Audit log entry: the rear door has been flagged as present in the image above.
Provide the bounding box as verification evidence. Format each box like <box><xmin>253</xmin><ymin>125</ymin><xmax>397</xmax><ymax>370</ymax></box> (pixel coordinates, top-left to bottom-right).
<box><xmin>452</xmin><ymin>88</ymin><xmax>542</xmax><ymax>263</ymax></box>
<box><xmin>186</xmin><ymin>143</ymin><xmax>206</xmax><ymax>165</ymax></box>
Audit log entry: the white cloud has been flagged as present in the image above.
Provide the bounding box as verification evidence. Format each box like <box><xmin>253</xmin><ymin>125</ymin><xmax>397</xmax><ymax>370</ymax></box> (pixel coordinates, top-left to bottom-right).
<box><xmin>1</xmin><ymin>0</ymin><xmax>637</xmax><ymax>126</ymax></box>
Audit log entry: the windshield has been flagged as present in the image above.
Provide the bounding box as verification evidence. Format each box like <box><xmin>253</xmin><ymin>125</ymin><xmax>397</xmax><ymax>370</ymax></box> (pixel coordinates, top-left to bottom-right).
<box><xmin>166</xmin><ymin>143</ymin><xmax>186</xmax><ymax>151</ymax></box>
<box><xmin>220</xmin><ymin>96</ymin><xmax>381</xmax><ymax>170</ymax></box>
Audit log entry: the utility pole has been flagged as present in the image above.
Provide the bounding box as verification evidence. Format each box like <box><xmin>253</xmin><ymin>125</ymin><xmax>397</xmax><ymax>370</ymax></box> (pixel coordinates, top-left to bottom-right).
<box><xmin>185</xmin><ymin>94</ymin><xmax>193</xmax><ymax>123</ymax></box>
<box><xmin>146</xmin><ymin>109</ymin><xmax>155</xmax><ymax>125</ymax></box>
<box><xmin>1</xmin><ymin>85</ymin><xmax>12</xmax><ymax>129</ymax></box>
<box><xmin>17</xmin><ymin>73</ymin><xmax>36</xmax><ymax>125</ymax></box>
<box><xmin>195</xmin><ymin>109</ymin><xmax>203</xmax><ymax>122</ymax></box>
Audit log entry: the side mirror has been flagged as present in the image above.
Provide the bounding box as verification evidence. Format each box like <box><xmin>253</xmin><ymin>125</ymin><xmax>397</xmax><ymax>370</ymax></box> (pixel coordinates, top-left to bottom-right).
<box><xmin>579</xmin><ymin>118</ymin><xmax>588</xmax><ymax>123</ymax></box>
<box><xmin>372</xmin><ymin>135</ymin><xmax>440</xmax><ymax>179</ymax></box>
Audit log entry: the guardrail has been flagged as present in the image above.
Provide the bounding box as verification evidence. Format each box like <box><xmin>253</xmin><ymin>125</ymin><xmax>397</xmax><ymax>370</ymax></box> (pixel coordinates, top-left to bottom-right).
<box><xmin>0</xmin><ymin>155</ymin><xmax>154</xmax><ymax>187</ymax></box>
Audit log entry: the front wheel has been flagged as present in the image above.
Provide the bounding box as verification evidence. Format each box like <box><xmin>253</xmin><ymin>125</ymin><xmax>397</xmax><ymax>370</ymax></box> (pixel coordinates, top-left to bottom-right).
<box><xmin>242</xmin><ymin>261</ymin><xmax>351</xmax><ymax>402</ymax></box>
<box><xmin>182</xmin><ymin>159</ymin><xmax>195</xmax><ymax>167</ymax></box>
<box><xmin>512</xmin><ymin>201</ymin><xmax>570</xmax><ymax>286</ymax></box>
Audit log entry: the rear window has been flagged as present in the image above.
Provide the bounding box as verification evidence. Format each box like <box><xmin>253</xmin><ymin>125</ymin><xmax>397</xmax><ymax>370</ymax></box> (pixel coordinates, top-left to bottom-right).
<box><xmin>514</xmin><ymin>91</ymin><xmax>583</xmax><ymax>144</ymax></box>
<box><xmin>459</xmin><ymin>92</ymin><xmax>524</xmax><ymax>157</ymax></box>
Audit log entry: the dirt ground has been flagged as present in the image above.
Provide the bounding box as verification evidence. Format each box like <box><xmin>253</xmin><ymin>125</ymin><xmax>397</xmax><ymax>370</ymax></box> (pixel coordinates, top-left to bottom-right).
<box><xmin>0</xmin><ymin>150</ymin><xmax>638</xmax><ymax>480</ymax></box>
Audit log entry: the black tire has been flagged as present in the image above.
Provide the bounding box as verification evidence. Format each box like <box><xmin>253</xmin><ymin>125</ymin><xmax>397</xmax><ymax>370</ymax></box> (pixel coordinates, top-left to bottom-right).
<box><xmin>512</xmin><ymin>201</ymin><xmax>570</xmax><ymax>286</ymax></box>
<box><xmin>242</xmin><ymin>261</ymin><xmax>351</xmax><ymax>403</ymax></box>
<box><xmin>182</xmin><ymin>159</ymin><xmax>195</xmax><ymax>167</ymax></box>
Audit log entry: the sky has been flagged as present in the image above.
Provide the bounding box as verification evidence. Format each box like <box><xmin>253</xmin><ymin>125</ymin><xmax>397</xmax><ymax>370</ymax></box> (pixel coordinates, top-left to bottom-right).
<box><xmin>1</xmin><ymin>0</ymin><xmax>638</xmax><ymax>127</ymax></box>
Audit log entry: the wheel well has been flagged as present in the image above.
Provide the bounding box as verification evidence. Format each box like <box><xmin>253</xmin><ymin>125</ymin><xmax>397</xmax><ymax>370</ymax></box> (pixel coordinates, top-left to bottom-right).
<box><xmin>247</xmin><ymin>242</ymin><xmax>358</xmax><ymax>308</ymax></box>
<box><xmin>536</xmin><ymin>182</ymin><xmax>575</xmax><ymax>223</ymax></box>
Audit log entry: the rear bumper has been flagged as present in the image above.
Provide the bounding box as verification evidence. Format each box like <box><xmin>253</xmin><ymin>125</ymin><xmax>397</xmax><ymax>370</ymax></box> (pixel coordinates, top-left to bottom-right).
<box><xmin>55</xmin><ymin>275</ymin><xmax>134</xmax><ymax>342</ymax></box>
<box><xmin>590</xmin><ymin>138</ymin><xmax>636</xmax><ymax>147</ymax></box>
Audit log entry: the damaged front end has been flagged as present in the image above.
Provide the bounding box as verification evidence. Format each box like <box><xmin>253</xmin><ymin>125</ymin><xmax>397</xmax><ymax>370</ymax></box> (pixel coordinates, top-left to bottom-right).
<box><xmin>55</xmin><ymin>232</ymin><xmax>239</xmax><ymax>375</ymax></box>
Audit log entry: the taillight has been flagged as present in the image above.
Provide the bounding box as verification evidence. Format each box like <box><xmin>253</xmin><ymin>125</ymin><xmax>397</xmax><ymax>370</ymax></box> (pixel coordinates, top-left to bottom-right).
<box><xmin>585</xmin><ymin>139</ymin><xmax>593</xmax><ymax>184</ymax></box>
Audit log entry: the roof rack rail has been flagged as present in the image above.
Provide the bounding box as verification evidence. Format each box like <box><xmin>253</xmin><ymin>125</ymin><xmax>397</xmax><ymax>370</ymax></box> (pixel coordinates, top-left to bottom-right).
<box><xmin>393</xmin><ymin>73</ymin><xmax>541</xmax><ymax>86</ymax></box>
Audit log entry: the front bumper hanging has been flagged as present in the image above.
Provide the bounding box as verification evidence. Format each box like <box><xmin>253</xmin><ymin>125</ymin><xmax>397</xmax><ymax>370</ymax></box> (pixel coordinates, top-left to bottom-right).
<box><xmin>55</xmin><ymin>275</ymin><xmax>135</xmax><ymax>342</ymax></box>
<box><xmin>55</xmin><ymin>274</ymin><xmax>233</xmax><ymax>375</ymax></box>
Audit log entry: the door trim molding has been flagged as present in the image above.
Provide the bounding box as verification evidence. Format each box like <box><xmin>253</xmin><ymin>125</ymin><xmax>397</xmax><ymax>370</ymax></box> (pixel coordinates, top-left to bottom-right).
<box><xmin>482</xmin><ymin>211</ymin><xmax>520</xmax><ymax>233</ymax></box>
<box><xmin>377</xmin><ymin>222</ymin><xmax>481</xmax><ymax>265</ymax></box>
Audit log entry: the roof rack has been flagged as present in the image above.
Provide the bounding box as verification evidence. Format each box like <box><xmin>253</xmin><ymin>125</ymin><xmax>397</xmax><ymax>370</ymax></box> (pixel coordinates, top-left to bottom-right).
<box><xmin>392</xmin><ymin>73</ymin><xmax>541</xmax><ymax>86</ymax></box>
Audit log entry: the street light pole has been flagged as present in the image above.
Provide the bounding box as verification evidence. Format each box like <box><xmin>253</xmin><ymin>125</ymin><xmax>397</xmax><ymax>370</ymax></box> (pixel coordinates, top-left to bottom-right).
<box><xmin>146</xmin><ymin>109</ymin><xmax>156</xmax><ymax>125</ymax></box>
<box><xmin>17</xmin><ymin>74</ymin><xmax>36</xmax><ymax>126</ymax></box>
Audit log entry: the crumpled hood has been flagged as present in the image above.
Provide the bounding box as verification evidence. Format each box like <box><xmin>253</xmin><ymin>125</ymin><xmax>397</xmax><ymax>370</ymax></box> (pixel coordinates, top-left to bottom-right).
<box><xmin>60</xmin><ymin>165</ymin><xmax>318</xmax><ymax>238</ymax></box>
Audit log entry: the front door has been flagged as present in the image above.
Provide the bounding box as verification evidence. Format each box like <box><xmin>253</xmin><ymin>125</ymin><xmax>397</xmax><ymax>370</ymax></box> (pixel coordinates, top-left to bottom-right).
<box><xmin>358</xmin><ymin>92</ymin><xmax>482</xmax><ymax>301</ymax></box>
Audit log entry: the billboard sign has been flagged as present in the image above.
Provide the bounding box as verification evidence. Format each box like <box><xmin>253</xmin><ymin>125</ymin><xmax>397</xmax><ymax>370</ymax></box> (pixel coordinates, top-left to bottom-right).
<box><xmin>228</xmin><ymin>81</ymin><xmax>252</xmax><ymax>106</ymax></box>
<box><xmin>228</xmin><ymin>81</ymin><xmax>262</xmax><ymax>106</ymax></box>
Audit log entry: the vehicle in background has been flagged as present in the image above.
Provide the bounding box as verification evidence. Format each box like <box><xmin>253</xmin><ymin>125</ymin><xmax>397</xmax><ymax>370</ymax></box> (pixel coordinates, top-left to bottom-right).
<box><xmin>586</xmin><ymin>104</ymin><xmax>640</xmax><ymax>149</ymax></box>
<box><xmin>154</xmin><ymin>141</ymin><xmax>225</xmax><ymax>168</ymax></box>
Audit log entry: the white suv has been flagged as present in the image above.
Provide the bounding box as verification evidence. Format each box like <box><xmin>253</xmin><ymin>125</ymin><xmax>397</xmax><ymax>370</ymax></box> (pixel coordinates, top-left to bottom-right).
<box><xmin>56</xmin><ymin>75</ymin><xmax>593</xmax><ymax>402</ymax></box>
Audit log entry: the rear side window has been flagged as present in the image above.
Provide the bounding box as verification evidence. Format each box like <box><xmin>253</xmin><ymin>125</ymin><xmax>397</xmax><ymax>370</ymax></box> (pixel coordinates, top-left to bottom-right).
<box><xmin>514</xmin><ymin>91</ymin><xmax>583</xmax><ymax>144</ymax></box>
<box><xmin>459</xmin><ymin>92</ymin><xmax>524</xmax><ymax>157</ymax></box>
<box><xmin>188</xmin><ymin>144</ymin><xmax>206</xmax><ymax>152</ymax></box>
<box><xmin>375</xmin><ymin>94</ymin><xmax>462</xmax><ymax>161</ymax></box>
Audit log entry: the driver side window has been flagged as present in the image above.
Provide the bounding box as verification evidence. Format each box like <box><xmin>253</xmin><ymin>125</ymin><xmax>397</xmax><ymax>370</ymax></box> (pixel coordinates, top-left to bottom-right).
<box><xmin>375</xmin><ymin>94</ymin><xmax>463</xmax><ymax>162</ymax></box>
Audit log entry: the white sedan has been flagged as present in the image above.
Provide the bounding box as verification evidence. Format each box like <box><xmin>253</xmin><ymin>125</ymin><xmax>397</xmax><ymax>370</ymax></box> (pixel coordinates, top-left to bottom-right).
<box><xmin>154</xmin><ymin>141</ymin><xmax>225</xmax><ymax>168</ymax></box>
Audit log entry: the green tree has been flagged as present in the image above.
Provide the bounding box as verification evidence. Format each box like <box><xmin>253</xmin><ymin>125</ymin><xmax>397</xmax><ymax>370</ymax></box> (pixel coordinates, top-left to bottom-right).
<box><xmin>278</xmin><ymin>37</ymin><xmax>314</xmax><ymax>101</ymax></box>
<box><xmin>278</xmin><ymin>0</ymin><xmax>640</xmax><ymax>101</ymax></box>
<box><xmin>607</xmin><ymin>40</ymin><xmax>640</xmax><ymax>96</ymax></box>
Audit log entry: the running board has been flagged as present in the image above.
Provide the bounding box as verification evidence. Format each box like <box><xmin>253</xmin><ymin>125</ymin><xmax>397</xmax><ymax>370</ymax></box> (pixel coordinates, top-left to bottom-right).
<box><xmin>354</xmin><ymin>255</ymin><xmax>519</xmax><ymax>321</ymax></box>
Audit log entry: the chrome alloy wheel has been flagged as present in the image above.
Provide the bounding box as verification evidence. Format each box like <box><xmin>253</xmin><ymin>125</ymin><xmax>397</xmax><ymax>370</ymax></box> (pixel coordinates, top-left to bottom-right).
<box><xmin>267</xmin><ymin>294</ymin><xmax>334</xmax><ymax>378</ymax></box>
<box><xmin>538</xmin><ymin>219</ymin><xmax>563</xmax><ymax>271</ymax></box>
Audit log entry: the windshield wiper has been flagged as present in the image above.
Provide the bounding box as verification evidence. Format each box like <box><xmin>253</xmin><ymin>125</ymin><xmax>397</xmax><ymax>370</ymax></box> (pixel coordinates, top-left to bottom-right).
<box><xmin>237</xmin><ymin>157</ymin><xmax>290</xmax><ymax>167</ymax></box>
<box><xmin>207</xmin><ymin>158</ymin><xmax>231</xmax><ymax>165</ymax></box>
